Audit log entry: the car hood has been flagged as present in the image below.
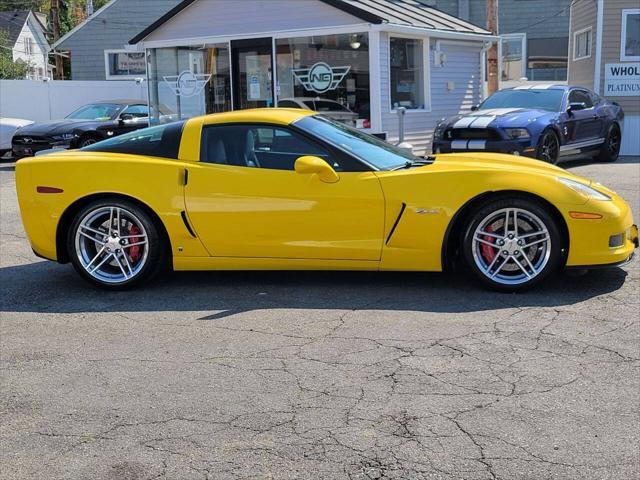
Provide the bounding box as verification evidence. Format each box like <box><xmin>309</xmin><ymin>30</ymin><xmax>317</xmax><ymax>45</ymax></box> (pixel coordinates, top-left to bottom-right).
<box><xmin>14</xmin><ymin>119</ymin><xmax>110</xmax><ymax>136</ymax></box>
<box><xmin>439</xmin><ymin>108</ymin><xmax>557</xmax><ymax>129</ymax></box>
<box><xmin>429</xmin><ymin>152</ymin><xmax>592</xmax><ymax>183</ymax></box>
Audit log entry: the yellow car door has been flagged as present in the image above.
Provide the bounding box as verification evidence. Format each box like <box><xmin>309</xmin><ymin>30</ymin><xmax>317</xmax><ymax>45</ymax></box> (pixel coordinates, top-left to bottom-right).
<box><xmin>184</xmin><ymin>123</ymin><xmax>385</xmax><ymax>261</ymax></box>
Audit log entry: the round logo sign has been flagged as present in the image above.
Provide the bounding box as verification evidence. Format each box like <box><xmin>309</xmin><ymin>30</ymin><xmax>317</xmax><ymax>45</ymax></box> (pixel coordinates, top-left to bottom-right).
<box><xmin>307</xmin><ymin>62</ymin><xmax>333</xmax><ymax>93</ymax></box>
<box><xmin>176</xmin><ymin>70</ymin><xmax>198</xmax><ymax>97</ymax></box>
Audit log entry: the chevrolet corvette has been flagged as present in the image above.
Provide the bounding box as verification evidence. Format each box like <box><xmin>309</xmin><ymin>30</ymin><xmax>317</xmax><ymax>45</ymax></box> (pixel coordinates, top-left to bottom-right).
<box><xmin>15</xmin><ymin>109</ymin><xmax>638</xmax><ymax>291</ymax></box>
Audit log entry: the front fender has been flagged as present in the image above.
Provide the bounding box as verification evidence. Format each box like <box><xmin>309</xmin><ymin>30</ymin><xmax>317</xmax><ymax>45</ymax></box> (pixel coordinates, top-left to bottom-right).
<box><xmin>375</xmin><ymin>165</ymin><xmax>590</xmax><ymax>271</ymax></box>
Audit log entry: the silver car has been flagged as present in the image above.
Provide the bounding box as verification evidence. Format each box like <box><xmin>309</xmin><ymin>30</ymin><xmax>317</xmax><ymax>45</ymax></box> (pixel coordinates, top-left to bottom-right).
<box><xmin>277</xmin><ymin>97</ymin><xmax>359</xmax><ymax>126</ymax></box>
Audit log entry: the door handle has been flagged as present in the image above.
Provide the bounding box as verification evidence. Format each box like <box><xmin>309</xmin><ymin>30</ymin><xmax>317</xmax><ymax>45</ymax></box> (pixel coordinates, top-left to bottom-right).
<box><xmin>183</xmin><ymin>168</ymin><xmax>189</xmax><ymax>185</ymax></box>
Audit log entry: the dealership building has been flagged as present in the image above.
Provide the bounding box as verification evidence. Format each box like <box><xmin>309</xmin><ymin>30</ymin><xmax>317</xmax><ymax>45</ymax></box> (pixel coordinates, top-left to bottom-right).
<box><xmin>129</xmin><ymin>0</ymin><xmax>494</xmax><ymax>154</ymax></box>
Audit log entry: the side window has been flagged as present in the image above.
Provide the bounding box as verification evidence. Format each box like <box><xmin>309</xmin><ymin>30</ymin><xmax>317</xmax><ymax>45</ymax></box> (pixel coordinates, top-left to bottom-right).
<box><xmin>568</xmin><ymin>90</ymin><xmax>593</xmax><ymax>108</ymax></box>
<box><xmin>82</xmin><ymin>121</ymin><xmax>185</xmax><ymax>159</ymax></box>
<box><xmin>201</xmin><ymin>124</ymin><xmax>340</xmax><ymax>171</ymax></box>
<box><xmin>122</xmin><ymin>105</ymin><xmax>150</xmax><ymax>118</ymax></box>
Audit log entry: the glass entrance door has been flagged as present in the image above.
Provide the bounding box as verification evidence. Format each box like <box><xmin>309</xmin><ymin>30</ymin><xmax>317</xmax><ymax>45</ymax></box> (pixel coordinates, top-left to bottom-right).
<box><xmin>231</xmin><ymin>38</ymin><xmax>274</xmax><ymax>110</ymax></box>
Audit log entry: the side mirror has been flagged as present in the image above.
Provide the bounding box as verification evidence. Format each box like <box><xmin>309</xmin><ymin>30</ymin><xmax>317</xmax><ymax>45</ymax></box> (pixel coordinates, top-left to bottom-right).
<box><xmin>567</xmin><ymin>102</ymin><xmax>586</xmax><ymax>113</ymax></box>
<box><xmin>294</xmin><ymin>156</ymin><xmax>339</xmax><ymax>183</ymax></box>
<box><xmin>470</xmin><ymin>104</ymin><xmax>479</xmax><ymax>111</ymax></box>
<box><xmin>119</xmin><ymin>113</ymin><xmax>134</xmax><ymax>124</ymax></box>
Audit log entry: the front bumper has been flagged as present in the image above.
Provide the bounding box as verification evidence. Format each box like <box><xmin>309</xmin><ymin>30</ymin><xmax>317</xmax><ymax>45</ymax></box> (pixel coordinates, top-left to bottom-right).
<box><xmin>433</xmin><ymin>139</ymin><xmax>536</xmax><ymax>157</ymax></box>
<box><xmin>12</xmin><ymin>141</ymin><xmax>71</xmax><ymax>157</ymax></box>
<box><xmin>565</xmin><ymin>189</ymin><xmax>638</xmax><ymax>268</ymax></box>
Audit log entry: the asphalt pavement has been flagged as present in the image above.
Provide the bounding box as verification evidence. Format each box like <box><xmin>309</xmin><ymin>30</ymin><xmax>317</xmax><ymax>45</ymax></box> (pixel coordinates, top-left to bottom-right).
<box><xmin>1</xmin><ymin>156</ymin><xmax>639</xmax><ymax>479</ymax></box>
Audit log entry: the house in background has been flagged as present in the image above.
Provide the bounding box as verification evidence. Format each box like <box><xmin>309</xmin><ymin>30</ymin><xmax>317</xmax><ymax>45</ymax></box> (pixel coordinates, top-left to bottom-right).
<box><xmin>433</xmin><ymin>0</ymin><xmax>572</xmax><ymax>83</ymax></box>
<box><xmin>51</xmin><ymin>0</ymin><xmax>181</xmax><ymax>80</ymax></box>
<box><xmin>568</xmin><ymin>0</ymin><xmax>639</xmax><ymax>156</ymax></box>
<box><xmin>0</xmin><ymin>10</ymin><xmax>51</xmax><ymax>79</ymax></box>
<box><xmin>128</xmin><ymin>0</ymin><xmax>494</xmax><ymax>154</ymax></box>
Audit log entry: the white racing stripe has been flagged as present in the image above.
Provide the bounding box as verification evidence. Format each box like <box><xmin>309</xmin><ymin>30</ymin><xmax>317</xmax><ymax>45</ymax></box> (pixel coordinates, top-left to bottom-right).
<box><xmin>453</xmin><ymin>117</ymin><xmax>476</xmax><ymax>128</ymax></box>
<box><xmin>531</xmin><ymin>84</ymin><xmax>555</xmax><ymax>89</ymax></box>
<box><xmin>489</xmin><ymin>108</ymin><xmax>522</xmax><ymax>116</ymax></box>
<box><xmin>451</xmin><ymin>140</ymin><xmax>468</xmax><ymax>150</ymax></box>
<box><xmin>559</xmin><ymin>137</ymin><xmax>605</xmax><ymax>152</ymax></box>
<box><xmin>467</xmin><ymin>140</ymin><xmax>486</xmax><ymax>150</ymax></box>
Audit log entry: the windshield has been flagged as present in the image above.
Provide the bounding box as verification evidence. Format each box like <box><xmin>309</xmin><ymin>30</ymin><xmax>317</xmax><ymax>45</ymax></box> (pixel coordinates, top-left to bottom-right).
<box><xmin>295</xmin><ymin>115</ymin><xmax>422</xmax><ymax>170</ymax></box>
<box><xmin>66</xmin><ymin>103</ymin><xmax>122</xmax><ymax>120</ymax></box>
<box><xmin>479</xmin><ymin>89</ymin><xmax>565</xmax><ymax>112</ymax></box>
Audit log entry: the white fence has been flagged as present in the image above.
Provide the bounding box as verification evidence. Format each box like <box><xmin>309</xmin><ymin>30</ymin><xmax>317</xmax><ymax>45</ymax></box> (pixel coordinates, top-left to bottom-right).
<box><xmin>0</xmin><ymin>80</ymin><xmax>147</xmax><ymax>122</ymax></box>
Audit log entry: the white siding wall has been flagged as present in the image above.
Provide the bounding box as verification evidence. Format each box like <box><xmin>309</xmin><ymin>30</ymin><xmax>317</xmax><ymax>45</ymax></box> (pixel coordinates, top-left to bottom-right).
<box><xmin>12</xmin><ymin>19</ymin><xmax>48</xmax><ymax>80</ymax></box>
<box><xmin>0</xmin><ymin>80</ymin><xmax>146</xmax><ymax>122</ymax></box>
<box><xmin>380</xmin><ymin>32</ymin><xmax>483</xmax><ymax>155</ymax></box>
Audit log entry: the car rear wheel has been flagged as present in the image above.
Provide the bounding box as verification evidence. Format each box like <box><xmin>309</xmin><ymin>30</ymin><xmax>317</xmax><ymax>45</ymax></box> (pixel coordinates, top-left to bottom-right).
<box><xmin>536</xmin><ymin>130</ymin><xmax>560</xmax><ymax>164</ymax></box>
<box><xmin>67</xmin><ymin>200</ymin><xmax>166</xmax><ymax>289</ymax></box>
<box><xmin>462</xmin><ymin>198</ymin><xmax>563</xmax><ymax>292</ymax></box>
<box><xmin>596</xmin><ymin>124</ymin><xmax>621</xmax><ymax>162</ymax></box>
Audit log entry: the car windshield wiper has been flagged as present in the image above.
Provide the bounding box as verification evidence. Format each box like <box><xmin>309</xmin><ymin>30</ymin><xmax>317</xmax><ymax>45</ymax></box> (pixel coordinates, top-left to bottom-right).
<box><xmin>391</xmin><ymin>156</ymin><xmax>435</xmax><ymax>171</ymax></box>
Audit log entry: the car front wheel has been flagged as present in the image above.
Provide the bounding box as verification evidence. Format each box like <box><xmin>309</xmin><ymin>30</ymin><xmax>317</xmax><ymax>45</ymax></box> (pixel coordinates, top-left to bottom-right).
<box><xmin>462</xmin><ymin>198</ymin><xmax>563</xmax><ymax>292</ymax></box>
<box><xmin>67</xmin><ymin>200</ymin><xmax>166</xmax><ymax>289</ymax></box>
<box><xmin>536</xmin><ymin>130</ymin><xmax>560</xmax><ymax>164</ymax></box>
<box><xmin>78</xmin><ymin>135</ymin><xmax>101</xmax><ymax>148</ymax></box>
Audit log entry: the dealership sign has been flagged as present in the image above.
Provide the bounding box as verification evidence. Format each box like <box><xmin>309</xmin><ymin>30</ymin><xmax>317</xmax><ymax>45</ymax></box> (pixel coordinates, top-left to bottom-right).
<box><xmin>292</xmin><ymin>62</ymin><xmax>351</xmax><ymax>93</ymax></box>
<box><xmin>604</xmin><ymin>63</ymin><xmax>640</xmax><ymax>97</ymax></box>
<box><xmin>163</xmin><ymin>70</ymin><xmax>211</xmax><ymax>97</ymax></box>
<box><xmin>116</xmin><ymin>52</ymin><xmax>146</xmax><ymax>74</ymax></box>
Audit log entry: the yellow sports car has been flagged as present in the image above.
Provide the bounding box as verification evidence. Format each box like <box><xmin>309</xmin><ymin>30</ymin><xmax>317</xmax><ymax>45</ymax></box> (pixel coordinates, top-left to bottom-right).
<box><xmin>15</xmin><ymin>109</ymin><xmax>638</xmax><ymax>291</ymax></box>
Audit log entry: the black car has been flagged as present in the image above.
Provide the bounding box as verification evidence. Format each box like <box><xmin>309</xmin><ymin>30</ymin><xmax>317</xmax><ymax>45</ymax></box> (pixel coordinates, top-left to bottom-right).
<box><xmin>11</xmin><ymin>100</ymin><xmax>153</xmax><ymax>158</ymax></box>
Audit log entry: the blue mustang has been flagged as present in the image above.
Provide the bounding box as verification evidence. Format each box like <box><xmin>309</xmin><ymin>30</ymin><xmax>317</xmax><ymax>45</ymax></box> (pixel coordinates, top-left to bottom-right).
<box><xmin>432</xmin><ymin>85</ymin><xmax>624</xmax><ymax>164</ymax></box>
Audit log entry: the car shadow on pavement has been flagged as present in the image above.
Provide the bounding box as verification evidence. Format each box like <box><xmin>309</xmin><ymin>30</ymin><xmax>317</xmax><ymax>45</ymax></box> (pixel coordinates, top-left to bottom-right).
<box><xmin>0</xmin><ymin>260</ymin><xmax>629</xmax><ymax>317</ymax></box>
<box><xmin>562</xmin><ymin>155</ymin><xmax>640</xmax><ymax>169</ymax></box>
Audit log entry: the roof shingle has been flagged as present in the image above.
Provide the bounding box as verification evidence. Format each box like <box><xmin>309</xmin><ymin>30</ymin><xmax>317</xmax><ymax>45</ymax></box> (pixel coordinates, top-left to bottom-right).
<box><xmin>0</xmin><ymin>10</ymin><xmax>30</xmax><ymax>47</ymax></box>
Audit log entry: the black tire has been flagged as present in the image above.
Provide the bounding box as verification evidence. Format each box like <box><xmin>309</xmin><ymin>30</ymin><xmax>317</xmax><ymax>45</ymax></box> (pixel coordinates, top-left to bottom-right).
<box><xmin>78</xmin><ymin>134</ymin><xmax>102</xmax><ymax>148</ymax></box>
<box><xmin>535</xmin><ymin>130</ymin><xmax>560</xmax><ymax>164</ymax></box>
<box><xmin>67</xmin><ymin>198</ymin><xmax>167</xmax><ymax>290</ymax></box>
<box><xmin>461</xmin><ymin>197</ymin><xmax>563</xmax><ymax>292</ymax></box>
<box><xmin>596</xmin><ymin>123</ymin><xmax>621</xmax><ymax>163</ymax></box>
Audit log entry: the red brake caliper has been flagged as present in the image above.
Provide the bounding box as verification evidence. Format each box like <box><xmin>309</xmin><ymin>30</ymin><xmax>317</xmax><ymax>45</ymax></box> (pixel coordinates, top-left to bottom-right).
<box><xmin>127</xmin><ymin>224</ymin><xmax>141</xmax><ymax>263</ymax></box>
<box><xmin>481</xmin><ymin>225</ymin><xmax>497</xmax><ymax>264</ymax></box>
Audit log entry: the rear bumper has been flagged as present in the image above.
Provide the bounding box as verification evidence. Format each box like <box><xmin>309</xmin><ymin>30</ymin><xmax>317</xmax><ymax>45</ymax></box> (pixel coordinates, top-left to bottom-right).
<box><xmin>433</xmin><ymin>139</ymin><xmax>536</xmax><ymax>157</ymax></box>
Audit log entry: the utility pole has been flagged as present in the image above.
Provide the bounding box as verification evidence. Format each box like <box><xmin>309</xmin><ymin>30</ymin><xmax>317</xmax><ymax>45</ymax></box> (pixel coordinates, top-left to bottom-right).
<box><xmin>51</xmin><ymin>0</ymin><xmax>64</xmax><ymax>79</ymax></box>
<box><xmin>486</xmin><ymin>0</ymin><xmax>499</xmax><ymax>95</ymax></box>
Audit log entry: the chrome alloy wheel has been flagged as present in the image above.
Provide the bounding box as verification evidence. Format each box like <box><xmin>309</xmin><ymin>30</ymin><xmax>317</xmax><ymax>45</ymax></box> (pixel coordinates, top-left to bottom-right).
<box><xmin>471</xmin><ymin>208</ymin><xmax>551</xmax><ymax>286</ymax></box>
<box><xmin>74</xmin><ymin>206</ymin><xmax>149</xmax><ymax>284</ymax></box>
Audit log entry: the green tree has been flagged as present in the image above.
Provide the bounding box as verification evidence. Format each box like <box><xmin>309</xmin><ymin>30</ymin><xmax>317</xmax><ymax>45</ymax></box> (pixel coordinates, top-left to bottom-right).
<box><xmin>0</xmin><ymin>30</ymin><xmax>30</xmax><ymax>79</ymax></box>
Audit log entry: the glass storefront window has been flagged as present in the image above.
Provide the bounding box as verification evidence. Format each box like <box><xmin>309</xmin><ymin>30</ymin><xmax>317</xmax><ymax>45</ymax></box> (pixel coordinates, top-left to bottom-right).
<box><xmin>390</xmin><ymin>37</ymin><xmax>425</xmax><ymax>110</ymax></box>
<box><xmin>500</xmin><ymin>34</ymin><xmax>526</xmax><ymax>81</ymax></box>
<box><xmin>147</xmin><ymin>44</ymin><xmax>230</xmax><ymax>124</ymax></box>
<box><xmin>276</xmin><ymin>33</ymin><xmax>370</xmax><ymax>128</ymax></box>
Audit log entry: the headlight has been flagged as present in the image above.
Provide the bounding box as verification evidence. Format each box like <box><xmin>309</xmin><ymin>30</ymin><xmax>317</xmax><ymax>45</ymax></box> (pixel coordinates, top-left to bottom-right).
<box><xmin>433</xmin><ymin>121</ymin><xmax>447</xmax><ymax>140</ymax></box>
<box><xmin>558</xmin><ymin>177</ymin><xmax>611</xmax><ymax>201</ymax></box>
<box><xmin>51</xmin><ymin>133</ymin><xmax>75</xmax><ymax>141</ymax></box>
<box><xmin>504</xmin><ymin>128</ymin><xmax>530</xmax><ymax>139</ymax></box>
